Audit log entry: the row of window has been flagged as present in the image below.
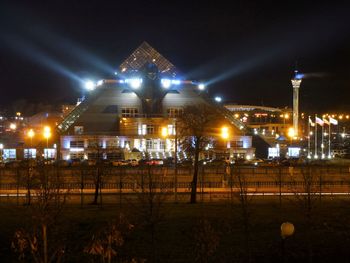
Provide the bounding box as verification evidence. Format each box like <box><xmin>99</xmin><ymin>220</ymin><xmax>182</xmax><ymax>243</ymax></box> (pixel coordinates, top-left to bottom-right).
<box><xmin>2</xmin><ymin>149</ymin><xmax>56</xmax><ymax>160</ymax></box>
<box><xmin>106</xmin><ymin>107</ymin><xmax>184</xmax><ymax>117</ymax></box>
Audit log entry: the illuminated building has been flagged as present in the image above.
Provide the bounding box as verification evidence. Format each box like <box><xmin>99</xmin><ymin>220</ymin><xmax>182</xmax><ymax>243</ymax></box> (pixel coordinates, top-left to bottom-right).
<box><xmin>57</xmin><ymin>42</ymin><xmax>254</xmax><ymax>161</ymax></box>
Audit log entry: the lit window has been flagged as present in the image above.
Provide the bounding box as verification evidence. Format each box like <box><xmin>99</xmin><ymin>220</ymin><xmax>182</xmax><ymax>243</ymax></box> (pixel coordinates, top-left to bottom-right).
<box><xmin>3</xmin><ymin>149</ymin><xmax>16</xmax><ymax>160</ymax></box>
<box><xmin>146</xmin><ymin>139</ymin><xmax>152</xmax><ymax>149</ymax></box>
<box><xmin>122</xmin><ymin>107</ymin><xmax>139</xmax><ymax>117</ymax></box>
<box><xmin>74</xmin><ymin>126</ymin><xmax>84</xmax><ymax>135</ymax></box>
<box><xmin>70</xmin><ymin>141</ymin><xmax>84</xmax><ymax>148</ymax></box>
<box><xmin>167</xmin><ymin>108</ymin><xmax>183</xmax><ymax>118</ymax></box>
<box><xmin>44</xmin><ymin>149</ymin><xmax>56</xmax><ymax>159</ymax></box>
<box><xmin>24</xmin><ymin>149</ymin><xmax>36</xmax><ymax>159</ymax></box>
<box><xmin>168</xmin><ymin>124</ymin><xmax>175</xmax><ymax>135</ymax></box>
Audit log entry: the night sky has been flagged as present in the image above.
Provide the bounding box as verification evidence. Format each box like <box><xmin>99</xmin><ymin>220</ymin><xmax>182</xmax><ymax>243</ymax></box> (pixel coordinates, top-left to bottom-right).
<box><xmin>1</xmin><ymin>0</ymin><xmax>350</xmax><ymax>113</ymax></box>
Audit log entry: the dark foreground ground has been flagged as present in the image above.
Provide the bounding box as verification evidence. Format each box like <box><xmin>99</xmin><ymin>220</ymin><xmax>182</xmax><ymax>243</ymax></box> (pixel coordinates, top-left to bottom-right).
<box><xmin>1</xmin><ymin>195</ymin><xmax>350</xmax><ymax>262</ymax></box>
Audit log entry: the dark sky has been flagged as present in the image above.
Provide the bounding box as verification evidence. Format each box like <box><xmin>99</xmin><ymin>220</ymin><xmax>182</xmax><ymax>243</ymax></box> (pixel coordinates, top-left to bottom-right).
<box><xmin>0</xmin><ymin>0</ymin><xmax>350</xmax><ymax>112</ymax></box>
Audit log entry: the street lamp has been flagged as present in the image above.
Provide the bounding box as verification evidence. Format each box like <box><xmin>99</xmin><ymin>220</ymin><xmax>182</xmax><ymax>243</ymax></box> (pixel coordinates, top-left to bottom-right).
<box><xmin>221</xmin><ymin>126</ymin><xmax>230</xmax><ymax>186</ymax></box>
<box><xmin>280</xmin><ymin>222</ymin><xmax>295</xmax><ymax>262</ymax></box>
<box><xmin>43</xmin><ymin>126</ymin><xmax>51</xmax><ymax>159</ymax></box>
<box><xmin>27</xmin><ymin>129</ymin><xmax>35</xmax><ymax>147</ymax></box>
<box><xmin>161</xmin><ymin>124</ymin><xmax>178</xmax><ymax>202</ymax></box>
<box><xmin>288</xmin><ymin>127</ymin><xmax>295</xmax><ymax>145</ymax></box>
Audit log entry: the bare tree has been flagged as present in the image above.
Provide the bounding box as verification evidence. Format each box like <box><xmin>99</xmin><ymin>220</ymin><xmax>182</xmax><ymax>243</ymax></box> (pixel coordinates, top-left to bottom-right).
<box><xmin>12</xmin><ymin>165</ymin><xmax>67</xmax><ymax>263</ymax></box>
<box><xmin>178</xmin><ymin>104</ymin><xmax>217</xmax><ymax>204</ymax></box>
<box><xmin>231</xmin><ymin>167</ymin><xmax>254</xmax><ymax>263</ymax></box>
<box><xmin>84</xmin><ymin>214</ymin><xmax>135</xmax><ymax>263</ymax></box>
<box><xmin>130</xmin><ymin>165</ymin><xmax>170</xmax><ymax>262</ymax></box>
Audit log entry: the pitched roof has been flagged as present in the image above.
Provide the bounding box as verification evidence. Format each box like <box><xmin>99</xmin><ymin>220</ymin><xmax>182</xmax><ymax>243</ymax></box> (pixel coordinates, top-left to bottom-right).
<box><xmin>119</xmin><ymin>41</ymin><xmax>178</xmax><ymax>76</ymax></box>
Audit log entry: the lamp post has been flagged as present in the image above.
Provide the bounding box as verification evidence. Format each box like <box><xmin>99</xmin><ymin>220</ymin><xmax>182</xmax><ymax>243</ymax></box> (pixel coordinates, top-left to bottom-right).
<box><xmin>288</xmin><ymin>127</ymin><xmax>295</xmax><ymax>145</ymax></box>
<box><xmin>43</xmin><ymin>126</ymin><xmax>51</xmax><ymax>159</ymax></box>
<box><xmin>280</xmin><ymin>222</ymin><xmax>295</xmax><ymax>263</ymax></box>
<box><xmin>0</xmin><ymin>143</ymin><xmax>3</xmax><ymax>162</ymax></box>
<box><xmin>162</xmin><ymin>123</ymin><xmax>178</xmax><ymax>202</ymax></box>
<box><xmin>27</xmin><ymin>129</ymin><xmax>35</xmax><ymax>147</ymax></box>
<box><xmin>221</xmin><ymin>126</ymin><xmax>230</xmax><ymax>186</ymax></box>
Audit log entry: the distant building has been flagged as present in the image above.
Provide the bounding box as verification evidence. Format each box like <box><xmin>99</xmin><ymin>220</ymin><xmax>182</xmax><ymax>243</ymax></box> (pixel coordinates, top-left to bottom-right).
<box><xmin>225</xmin><ymin>104</ymin><xmax>293</xmax><ymax>137</ymax></box>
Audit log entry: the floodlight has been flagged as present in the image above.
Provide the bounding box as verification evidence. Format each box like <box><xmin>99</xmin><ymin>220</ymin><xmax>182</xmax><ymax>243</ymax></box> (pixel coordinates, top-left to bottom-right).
<box><xmin>161</xmin><ymin>79</ymin><xmax>171</xmax><ymax>89</ymax></box>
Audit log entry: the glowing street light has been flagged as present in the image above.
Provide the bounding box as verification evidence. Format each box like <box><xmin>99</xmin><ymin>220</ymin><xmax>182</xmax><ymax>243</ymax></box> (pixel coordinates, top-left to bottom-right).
<box><xmin>161</xmin><ymin>127</ymin><xmax>168</xmax><ymax>137</ymax></box>
<box><xmin>221</xmin><ymin>126</ymin><xmax>229</xmax><ymax>139</ymax></box>
<box><xmin>280</xmin><ymin>222</ymin><xmax>295</xmax><ymax>262</ymax></box>
<box><xmin>43</xmin><ymin>126</ymin><xmax>51</xmax><ymax>147</ymax></box>
<box><xmin>27</xmin><ymin>129</ymin><xmax>35</xmax><ymax>146</ymax></box>
<box><xmin>9</xmin><ymin>123</ymin><xmax>17</xmax><ymax>131</ymax></box>
<box><xmin>288</xmin><ymin>127</ymin><xmax>295</xmax><ymax>139</ymax></box>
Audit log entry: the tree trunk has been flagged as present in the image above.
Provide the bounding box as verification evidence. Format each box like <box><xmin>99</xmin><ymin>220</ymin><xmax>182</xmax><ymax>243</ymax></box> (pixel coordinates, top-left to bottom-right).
<box><xmin>191</xmin><ymin>137</ymin><xmax>200</xmax><ymax>204</ymax></box>
<box><xmin>92</xmin><ymin>167</ymin><xmax>100</xmax><ymax>205</ymax></box>
<box><xmin>43</xmin><ymin>223</ymin><xmax>48</xmax><ymax>263</ymax></box>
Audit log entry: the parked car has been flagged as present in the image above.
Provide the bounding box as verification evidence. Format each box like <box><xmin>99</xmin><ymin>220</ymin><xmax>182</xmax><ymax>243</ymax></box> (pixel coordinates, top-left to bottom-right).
<box><xmin>141</xmin><ymin>159</ymin><xmax>164</xmax><ymax>165</ymax></box>
<box><xmin>112</xmin><ymin>160</ymin><xmax>128</xmax><ymax>166</ymax></box>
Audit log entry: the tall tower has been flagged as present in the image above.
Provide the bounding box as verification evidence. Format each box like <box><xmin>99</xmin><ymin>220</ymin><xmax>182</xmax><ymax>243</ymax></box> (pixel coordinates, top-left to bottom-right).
<box><xmin>291</xmin><ymin>70</ymin><xmax>303</xmax><ymax>137</ymax></box>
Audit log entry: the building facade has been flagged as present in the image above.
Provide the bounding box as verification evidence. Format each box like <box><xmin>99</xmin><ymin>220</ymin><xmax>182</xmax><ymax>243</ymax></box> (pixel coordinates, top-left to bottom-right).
<box><xmin>58</xmin><ymin>42</ymin><xmax>255</xmax><ymax>161</ymax></box>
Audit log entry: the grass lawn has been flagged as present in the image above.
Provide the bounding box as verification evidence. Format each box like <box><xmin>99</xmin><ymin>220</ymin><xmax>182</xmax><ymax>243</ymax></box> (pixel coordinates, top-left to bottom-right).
<box><xmin>1</xmin><ymin>195</ymin><xmax>350</xmax><ymax>262</ymax></box>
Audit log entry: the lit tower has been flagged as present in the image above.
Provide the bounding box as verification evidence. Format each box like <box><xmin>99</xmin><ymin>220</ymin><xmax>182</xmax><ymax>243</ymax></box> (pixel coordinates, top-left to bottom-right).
<box><xmin>291</xmin><ymin>70</ymin><xmax>303</xmax><ymax>137</ymax></box>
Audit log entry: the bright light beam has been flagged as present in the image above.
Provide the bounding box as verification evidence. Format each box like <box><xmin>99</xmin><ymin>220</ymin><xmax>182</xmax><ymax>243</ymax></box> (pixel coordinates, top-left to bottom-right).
<box><xmin>2</xmin><ymin>34</ymin><xmax>84</xmax><ymax>84</ymax></box>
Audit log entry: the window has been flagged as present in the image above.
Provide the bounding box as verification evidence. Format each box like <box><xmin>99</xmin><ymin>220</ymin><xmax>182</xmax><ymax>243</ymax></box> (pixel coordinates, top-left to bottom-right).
<box><xmin>3</xmin><ymin>149</ymin><xmax>16</xmax><ymax>160</ymax></box>
<box><xmin>44</xmin><ymin>149</ymin><xmax>56</xmax><ymax>159</ymax></box>
<box><xmin>74</xmin><ymin>126</ymin><xmax>84</xmax><ymax>135</ymax></box>
<box><xmin>124</xmin><ymin>140</ymin><xmax>131</xmax><ymax>149</ymax></box>
<box><xmin>70</xmin><ymin>140</ymin><xmax>84</xmax><ymax>148</ymax></box>
<box><xmin>168</xmin><ymin>124</ymin><xmax>176</xmax><ymax>135</ymax></box>
<box><xmin>146</xmin><ymin>139</ymin><xmax>152</xmax><ymax>149</ymax></box>
<box><xmin>70</xmin><ymin>152</ymin><xmax>84</xmax><ymax>160</ymax></box>
<box><xmin>122</xmin><ymin>107</ymin><xmax>138</xmax><ymax>117</ymax></box>
<box><xmin>230</xmin><ymin>141</ymin><xmax>243</xmax><ymax>148</ymax></box>
<box><xmin>24</xmin><ymin>149</ymin><xmax>36</xmax><ymax>159</ymax></box>
<box><xmin>147</xmin><ymin>125</ymin><xmax>155</xmax><ymax>134</ymax></box>
<box><xmin>138</xmin><ymin>124</ymin><xmax>147</xmax><ymax>135</ymax></box>
<box><xmin>167</xmin><ymin>108</ymin><xmax>183</xmax><ymax>118</ymax></box>
<box><xmin>160</xmin><ymin>140</ymin><xmax>165</xmax><ymax>150</ymax></box>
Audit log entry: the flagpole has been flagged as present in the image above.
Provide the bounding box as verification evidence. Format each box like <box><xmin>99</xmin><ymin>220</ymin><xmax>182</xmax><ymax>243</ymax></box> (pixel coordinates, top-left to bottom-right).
<box><xmin>321</xmin><ymin>124</ymin><xmax>324</xmax><ymax>158</ymax></box>
<box><xmin>315</xmin><ymin>114</ymin><xmax>318</xmax><ymax>158</ymax></box>
<box><xmin>328</xmin><ymin>118</ymin><xmax>331</xmax><ymax>158</ymax></box>
<box><xmin>308</xmin><ymin>116</ymin><xmax>311</xmax><ymax>158</ymax></box>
